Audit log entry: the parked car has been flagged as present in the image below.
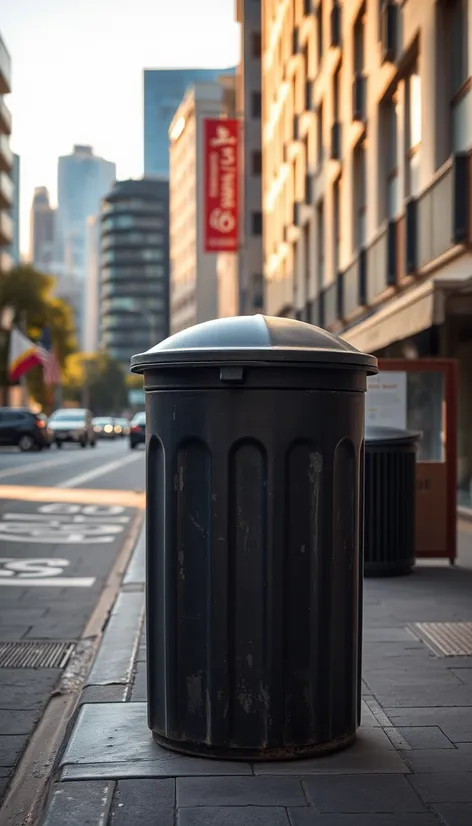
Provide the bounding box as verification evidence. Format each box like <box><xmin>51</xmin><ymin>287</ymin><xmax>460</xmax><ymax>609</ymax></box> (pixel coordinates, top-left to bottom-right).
<box><xmin>114</xmin><ymin>418</ymin><xmax>130</xmax><ymax>437</ymax></box>
<box><xmin>0</xmin><ymin>408</ymin><xmax>52</xmax><ymax>452</ymax></box>
<box><xmin>129</xmin><ymin>411</ymin><xmax>145</xmax><ymax>449</ymax></box>
<box><xmin>48</xmin><ymin>409</ymin><xmax>96</xmax><ymax>448</ymax></box>
<box><xmin>92</xmin><ymin>416</ymin><xmax>116</xmax><ymax>439</ymax></box>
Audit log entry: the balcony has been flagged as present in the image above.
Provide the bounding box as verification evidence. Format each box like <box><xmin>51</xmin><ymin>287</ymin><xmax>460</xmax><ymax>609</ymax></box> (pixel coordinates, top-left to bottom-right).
<box><xmin>0</xmin><ymin>172</ymin><xmax>13</xmax><ymax>209</ymax></box>
<box><xmin>0</xmin><ymin>209</ymin><xmax>13</xmax><ymax>246</ymax></box>
<box><xmin>0</xmin><ymin>97</ymin><xmax>11</xmax><ymax>135</ymax></box>
<box><xmin>323</xmin><ymin>280</ymin><xmax>338</xmax><ymax>327</ymax></box>
<box><xmin>0</xmin><ymin>36</ymin><xmax>11</xmax><ymax>95</ymax></box>
<box><xmin>366</xmin><ymin>225</ymin><xmax>393</xmax><ymax>304</ymax></box>
<box><xmin>352</xmin><ymin>74</ymin><xmax>367</xmax><ymax>123</ymax></box>
<box><xmin>0</xmin><ymin>134</ymin><xmax>12</xmax><ymax>174</ymax></box>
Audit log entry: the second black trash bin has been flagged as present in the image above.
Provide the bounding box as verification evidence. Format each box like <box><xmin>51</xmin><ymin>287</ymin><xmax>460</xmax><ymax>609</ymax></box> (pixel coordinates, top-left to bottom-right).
<box><xmin>131</xmin><ymin>315</ymin><xmax>377</xmax><ymax>761</ymax></box>
<box><xmin>364</xmin><ymin>426</ymin><xmax>421</xmax><ymax>577</ymax></box>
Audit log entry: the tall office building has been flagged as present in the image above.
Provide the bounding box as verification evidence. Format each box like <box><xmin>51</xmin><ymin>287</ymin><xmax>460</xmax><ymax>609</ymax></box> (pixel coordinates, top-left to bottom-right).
<box><xmin>84</xmin><ymin>215</ymin><xmax>101</xmax><ymax>352</ymax></box>
<box><xmin>57</xmin><ymin>145</ymin><xmax>116</xmax><ymax>279</ymax></box>
<box><xmin>144</xmin><ymin>68</ymin><xmax>235</xmax><ymax>176</ymax></box>
<box><xmin>234</xmin><ymin>0</ymin><xmax>264</xmax><ymax>315</ymax></box>
<box><xmin>100</xmin><ymin>178</ymin><xmax>169</xmax><ymax>368</ymax></box>
<box><xmin>29</xmin><ymin>186</ymin><xmax>55</xmax><ymax>271</ymax></box>
<box><xmin>262</xmin><ymin>0</ymin><xmax>472</xmax><ymax>497</ymax></box>
<box><xmin>169</xmin><ymin>81</ymin><xmax>236</xmax><ymax>334</ymax></box>
<box><xmin>9</xmin><ymin>153</ymin><xmax>19</xmax><ymax>265</ymax></box>
<box><xmin>0</xmin><ymin>32</ymin><xmax>13</xmax><ymax>275</ymax></box>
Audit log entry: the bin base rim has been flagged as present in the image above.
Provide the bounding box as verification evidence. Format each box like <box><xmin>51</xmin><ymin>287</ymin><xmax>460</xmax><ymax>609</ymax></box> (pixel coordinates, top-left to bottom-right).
<box><xmin>150</xmin><ymin>729</ymin><xmax>357</xmax><ymax>762</ymax></box>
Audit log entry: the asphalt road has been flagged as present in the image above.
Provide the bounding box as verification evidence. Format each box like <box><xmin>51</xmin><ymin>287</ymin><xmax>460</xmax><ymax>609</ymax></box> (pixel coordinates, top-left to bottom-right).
<box><xmin>0</xmin><ymin>439</ymin><xmax>145</xmax><ymax>806</ymax></box>
<box><xmin>0</xmin><ymin>440</ymin><xmax>145</xmax><ymax>491</ymax></box>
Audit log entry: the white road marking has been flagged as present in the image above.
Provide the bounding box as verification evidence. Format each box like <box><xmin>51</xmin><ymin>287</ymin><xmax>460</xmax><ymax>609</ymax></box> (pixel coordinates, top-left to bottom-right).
<box><xmin>0</xmin><ymin>557</ymin><xmax>95</xmax><ymax>586</ymax></box>
<box><xmin>0</xmin><ymin>577</ymin><xmax>96</xmax><ymax>587</ymax></box>
<box><xmin>0</xmin><ymin>443</ymin><xmax>119</xmax><ymax>481</ymax></box>
<box><xmin>57</xmin><ymin>453</ymin><xmax>141</xmax><ymax>489</ymax></box>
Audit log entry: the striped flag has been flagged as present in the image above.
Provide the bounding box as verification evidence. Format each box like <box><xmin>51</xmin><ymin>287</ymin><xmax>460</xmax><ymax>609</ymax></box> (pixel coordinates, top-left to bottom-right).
<box><xmin>37</xmin><ymin>327</ymin><xmax>61</xmax><ymax>387</ymax></box>
<box><xmin>8</xmin><ymin>328</ymin><xmax>43</xmax><ymax>382</ymax></box>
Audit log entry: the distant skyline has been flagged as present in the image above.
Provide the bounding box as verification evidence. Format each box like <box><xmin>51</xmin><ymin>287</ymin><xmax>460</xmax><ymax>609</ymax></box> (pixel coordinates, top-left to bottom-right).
<box><xmin>2</xmin><ymin>0</ymin><xmax>239</xmax><ymax>254</ymax></box>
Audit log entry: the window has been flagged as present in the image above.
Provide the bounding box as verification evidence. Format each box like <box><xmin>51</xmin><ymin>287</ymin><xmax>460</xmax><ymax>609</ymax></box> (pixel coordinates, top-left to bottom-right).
<box><xmin>385</xmin><ymin>93</ymin><xmax>399</xmax><ymax>219</ymax></box>
<box><xmin>303</xmin><ymin>221</ymin><xmax>311</xmax><ymax>307</ymax></box>
<box><xmin>252</xmin><ymin>151</ymin><xmax>262</xmax><ymax>176</ymax></box>
<box><xmin>252</xmin><ymin>274</ymin><xmax>264</xmax><ymax>309</ymax></box>
<box><xmin>354</xmin><ymin>8</ymin><xmax>365</xmax><ymax>73</ymax></box>
<box><xmin>251</xmin><ymin>92</ymin><xmax>262</xmax><ymax>118</ymax></box>
<box><xmin>317</xmin><ymin>0</ymin><xmax>324</xmax><ymax>64</ymax></box>
<box><xmin>251</xmin><ymin>32</ymin><xmax>262</xmax><ymax>58</ymax></box>
<box><xmin>333</xmin><ymin>63</ymin><xmax>341</xmax><ymax>122</ymax></box>
<box><xmin>317</xmin><ymin>102</ymin><xmax>324</xmax><ymax>165</ymax></box>
<box><xmin>316</xmin><ymin>201</ymin><xmax>324</xmax><ymax>290</ymax></box>
<box><xmin>353</xmin><ymin>140</ymin><xmax>366</xmax><ymax>249</ymax></box>
<box><xmin>444</xmin><ymin>0</ymin><xmax>469</xmax><ymax>151</ymax></box>
<box><xmin>405</xmin><ymin>67</ymin><xmax>421</xmax><ymax>197</ymax></box>
<box><xmin>333</xmin><ymin>177</ymin><xmax>341</xmax><ymax>274</ymax></box>
<box><xmin>251</xmin><ymin>212</ymin><xmax>263</xmax><ymax>235</ymax></box>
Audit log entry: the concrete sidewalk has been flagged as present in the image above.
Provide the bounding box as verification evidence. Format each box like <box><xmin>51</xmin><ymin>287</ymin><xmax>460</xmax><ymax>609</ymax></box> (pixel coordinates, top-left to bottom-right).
<box><xmin>38</xmin><ymin>526</ymin><xmax>472</xmax><ymax>826</ymax></box>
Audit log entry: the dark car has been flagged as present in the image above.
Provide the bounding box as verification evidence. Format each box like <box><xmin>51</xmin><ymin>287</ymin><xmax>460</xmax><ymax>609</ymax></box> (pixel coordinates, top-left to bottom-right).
<box><xmin>92</xmin><ymin>417</ymin><xmax>116</xmax><ymax>439</ymax></box>
<box><xmin>0</xmin><ymin>408</ymin><xmax>52</xmax><ymax>452</ymax></box>
<box><xmin>129</xmin><ymin>412</ymin><xmax>145</xmax><ymax>449</ymax></box>
<box><xmin>48</xmin><ymin>408</ymin><xmax>96</xmax><ymax>448</ymax></box>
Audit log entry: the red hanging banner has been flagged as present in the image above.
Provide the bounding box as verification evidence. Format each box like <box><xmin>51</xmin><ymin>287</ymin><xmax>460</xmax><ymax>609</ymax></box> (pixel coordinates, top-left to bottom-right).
<box><xmin>203</xmin><ymin>118</ymin><xmax>239</xmax><ymax>253</ymax></box>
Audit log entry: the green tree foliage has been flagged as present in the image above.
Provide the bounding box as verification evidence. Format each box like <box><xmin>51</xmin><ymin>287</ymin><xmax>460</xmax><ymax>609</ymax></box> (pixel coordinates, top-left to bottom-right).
<box><xmin>0</xmin><ymin>266</ymin><xmax>76</xmax><ymax>409</ymax></box>
<box><xmin>62</xmin><ymin>352</ymin><xmax>128</xmax><ymax>416</ymax></box>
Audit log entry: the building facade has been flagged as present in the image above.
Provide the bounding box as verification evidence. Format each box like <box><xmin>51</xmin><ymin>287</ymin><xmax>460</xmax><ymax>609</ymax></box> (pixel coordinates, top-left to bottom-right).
<box><xmin>57</xmin><ymin>145</ymin><xmax>116</xmax><ymax>279</ymax></box>
<box><xmin>84</xmin><ymin>215</ymin><xmax>101</xmax><ymax>352</ymax></box>
<box><xmin>29</xmin><ymin>186</ymin><xmax>55</xmax><ymax>271</ymax></box>
<box><xmin>235</xmin><ymin>0</ymin><xmax>264</xmax><ymax>315</ymax></box>
<box><xmin>144</xmin><ymin>68</ymin><xmax>235</xmax><ymax>177</ymax></box>
<box><xmin>169</xmin><ymin>81</ymin><xmax>238</xmax><ymax>334</ymax></box>
<box><xmin>262</xmin><ymin>0</ymin><xmax>472</xmax><ymax>494</ymax></box>
<box><xmin>0</xmin><ymin>32</ymin><xmax>13</xmax><ymax>275</ymax></box>
<box><xmin>100</xmin><ymin>178</ymin><xmax>170</xmax><ymax>368</ymax></box>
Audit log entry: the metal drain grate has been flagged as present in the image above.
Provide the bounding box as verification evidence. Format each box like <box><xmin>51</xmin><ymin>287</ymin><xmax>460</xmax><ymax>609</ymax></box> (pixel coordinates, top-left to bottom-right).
<box><xmin>0</xmin><ymin>640</ymin><xmax>77</xmax><ymax>669</ymax></box>
<box><xmin>411</xmin><ymin>622</ymin><xmax>472</xmax><ymax>657</ymax></box>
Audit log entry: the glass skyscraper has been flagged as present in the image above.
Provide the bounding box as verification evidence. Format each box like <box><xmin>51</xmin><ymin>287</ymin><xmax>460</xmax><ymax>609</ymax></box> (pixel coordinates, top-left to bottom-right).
<box><xmin>143</xmin><ymin>68</ymin><xmax>235</xmax><ymax>177</ymax></box>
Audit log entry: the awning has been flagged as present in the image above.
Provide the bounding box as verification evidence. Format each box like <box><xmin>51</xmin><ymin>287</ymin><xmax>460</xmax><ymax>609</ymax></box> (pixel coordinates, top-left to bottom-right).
<box><xmin>342</xmin><ymin>253</ymin><xmax>472</xmax><ymax>354</ymax></box>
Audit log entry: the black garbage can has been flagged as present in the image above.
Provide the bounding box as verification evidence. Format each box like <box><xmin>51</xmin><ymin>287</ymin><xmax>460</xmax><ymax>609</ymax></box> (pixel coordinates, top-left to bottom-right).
<box><xmin>364</xmin><ymin>426</ymin><xmax>420</xmax><ymax>577</ymax></box>
<box><xmin>131</xmin><ymin>315</ymin><xmax>377</xmax><ymax>761</ymax></box>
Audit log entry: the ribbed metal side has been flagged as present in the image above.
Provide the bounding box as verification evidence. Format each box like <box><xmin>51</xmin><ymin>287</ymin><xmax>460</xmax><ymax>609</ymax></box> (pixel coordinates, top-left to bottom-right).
<box><xmin>364</xmin><ymin>444</ymin><xmax>416</xmax><ymax>575</ymax></box>
<box><xmin>0</xmin><ymin>640</ymin><xmax>76</xmax><ymax>669</ymax></box>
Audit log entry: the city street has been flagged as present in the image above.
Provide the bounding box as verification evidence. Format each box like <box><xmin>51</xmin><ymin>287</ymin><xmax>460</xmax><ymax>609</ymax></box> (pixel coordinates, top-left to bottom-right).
<box><xmin>0</xmin><ymin>441</ymin><xmax>145</xmax><ymax>813</ymax></box>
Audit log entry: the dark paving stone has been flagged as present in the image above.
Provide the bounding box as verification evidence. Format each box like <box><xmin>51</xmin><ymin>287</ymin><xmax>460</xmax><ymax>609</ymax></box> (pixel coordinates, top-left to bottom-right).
<box><xmin>396</xmin><ymin>726</ymin><xmax>454</xmax><ymax>750</ymax></box>
<box><xmin>383</xmin><ymin>709</ymin><xmax>472</xmax><ymax>743</ymax></box>
<box><xmin>0</xmin><ymin>777</ymin><xmax>8</xmax><ymax>799</ymax></box>
<box><xmin>400</xmin><ymin>748</ymin><xmax>472</xmax><ymax>773</ymax></box>
<box><xmin>451</xmin><ymin>668</ymin><xmax>472</xmax><ymax>684</ymax></box>
<box><xmin>110</xmin><ymin>778</ymin><xmax>174</xmax><ymax>826</ymax></box>
<box><xmin>79</xmin><ymin>685</ymin><xmax>127</xmax><ymax>704</ymax></box>
<box><xmin>302</xmin><ymin>775</ymin><xmax>427</xmax><ymax>813</ymax></box>
<box><xmin>409</xmin><ymin>773</ymin><xmax>472</xmax><ymax>803</ymax></box>
<box><xmin>0</xmin><ymin>709</ymin><xmax>40</xmax><ymax>735</ymax></box>
<box><xmin>41</xmin><ymin>780</ymin><xmax>115</xmax><ymax>826</ymax></box>
<box><xmin>178</xmin><ymin>808</ymin><xmax>290</xmax><ymax>825</ymax></box>
<box><xmin>432</xmin><ymin>803</ymin><xmax>472</xmax><ymax>826</ymax></box>
<box><xmin>362</xmin><ymin>628</ymin><xmax>419</xmax><ymax>643</ymax></box>
<box><xmin>177</xmin><ymin>777</ymin><xmax>305</xmax><ymax>808</ymax></box>
<box><xmin>287</xmin><ymin>813</ymin><xmax>440</xmax><ymax>826</ymax></box>
<box><xmin>62</xmin><ymin>704</ymin><xmax>251</xmax><ymax>776</ymax></box>
<box><xmin>0</xmin><ymin>734</ymin><xmax>27</xmax><ymax>767</ymax></box>
<box><xmin>0</xmin><ymin>669</ymin><xmax>61</xmax><ymax>687</ymax></box>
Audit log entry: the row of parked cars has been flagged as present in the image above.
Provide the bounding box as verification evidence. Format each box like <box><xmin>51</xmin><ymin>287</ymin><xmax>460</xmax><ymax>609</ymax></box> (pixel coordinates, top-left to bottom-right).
<box><xmin>0</xmin><ymin>408</ymin><xmax>146</xmax><ymax>452</ymax></box>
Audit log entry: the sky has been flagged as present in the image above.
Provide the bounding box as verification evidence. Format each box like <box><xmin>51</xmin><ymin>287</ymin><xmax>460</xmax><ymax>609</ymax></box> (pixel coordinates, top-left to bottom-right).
<box><xmin>2</xmin><ymin>0</ymin><xmax>240</xmax><ymax>255</ymax></box>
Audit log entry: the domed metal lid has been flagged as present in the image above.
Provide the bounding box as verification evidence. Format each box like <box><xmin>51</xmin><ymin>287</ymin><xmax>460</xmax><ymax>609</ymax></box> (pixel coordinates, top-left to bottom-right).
<box><xmin>130</xmin><ymin>315</ymin><xmax>378</xmax><ymax>374</ymax></box>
